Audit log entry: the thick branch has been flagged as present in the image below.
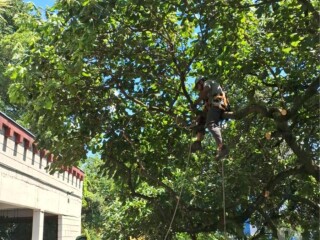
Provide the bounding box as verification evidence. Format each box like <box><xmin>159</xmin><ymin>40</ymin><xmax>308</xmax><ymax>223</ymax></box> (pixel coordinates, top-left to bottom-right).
<box><xmin>180</xmin><ymin>73</ymin><xmax>194</xmax><ymax>108</ymax></box>
<box><xmin>237</xmin><ymin>166</ymin><xmax>303</xmax><ymax>223</ymax></box>
<box><xmin>289</xmin><ymin>194</ymin><xmax>320</xmax><ymax>217</ymax></box>
<box><xmin>288</xmin><ymin>76</ymin><xmax>320</xmax><ymax>119</ymax></box>
<box><xmin>257</xmin><ymin>208</ymin><xmax>278</xmax><ymax>237</ymax></box>
<box><xmin>222</xmin><ymin>101</ymin><xmax>319</xmax><ymax>180</ymax></box>
<box><xmin>276</xmin><ymin>118</ymin><xmax>320</xmax><ymax>180</ymax></box>
<box><xmin>221</xmin><ymin>104</ymin><xmax>279</xmax><ymax>120</ymax></box>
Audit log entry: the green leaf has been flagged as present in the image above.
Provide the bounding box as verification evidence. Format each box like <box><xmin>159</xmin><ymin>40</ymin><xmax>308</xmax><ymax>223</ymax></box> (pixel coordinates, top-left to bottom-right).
<box><xmin>43</xmin><ymin>98</ymin><xmax>53</xmax><ymax>110</ymax></box>
<box><xmin>290</xmin><ymin>40</ymin><xmax>300</xmax><ymax>47</ymax></box>
<box><xmin>282</xmin><ymin>47</ymin><xmax>292</xmax><ymax>53</ymax></box>
<box><xmin>82</xmin><ymin>72</ymin><xmax>91</xmax><ymax>77</ymax></box>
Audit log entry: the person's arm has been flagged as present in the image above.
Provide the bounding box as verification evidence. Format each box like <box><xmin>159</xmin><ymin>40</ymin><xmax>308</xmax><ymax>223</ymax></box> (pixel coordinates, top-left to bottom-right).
<box><xmin>194</xmin><ymin>85</ymin><xmax>210</xmax><ymax>106</ymax></box>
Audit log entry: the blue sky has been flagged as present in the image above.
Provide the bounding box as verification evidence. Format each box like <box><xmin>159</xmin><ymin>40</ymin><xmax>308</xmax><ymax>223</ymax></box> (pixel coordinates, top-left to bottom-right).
<box><xmin>24</xmin><ymin>0</ymin><xmax>55</xmax><ymax>8</ymax></box>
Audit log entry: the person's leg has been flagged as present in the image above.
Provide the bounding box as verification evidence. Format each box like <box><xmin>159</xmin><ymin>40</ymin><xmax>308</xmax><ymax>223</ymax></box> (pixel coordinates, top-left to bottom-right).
<box><xmin>206</xmin><ymin>107</ymin><xmax>223</xmax><ymax>146</ymax></box>
<box><xmin>191</xmin><ymin>132</ymin><xmax>203</xmax><ymax>152</ymax></box>
<box><xmin>196</xmin><ymin>132</ymin><xmax>204</xmax><ymax>142</ymax></box>
<box><xmin>191</xmin><ymin>113</ymin><xmax>206</xmax><ymax>152</ymax></box>
<box><xmin>206</xmin><ymin>107</ymin><xmax>228</xmax><ymax>159</ymax></box>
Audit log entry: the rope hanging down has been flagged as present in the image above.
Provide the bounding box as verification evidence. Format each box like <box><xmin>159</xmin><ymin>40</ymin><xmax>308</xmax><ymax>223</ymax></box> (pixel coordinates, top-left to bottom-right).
<box><xmin>221</xmin><ymin>158</ymin><xmax>227</xmax><ymax>239</ymax></box>
<box><xmin>164</xmin><ymin>133</ymin><xmax>228</xmax><ymax>239</ymax></box>
<box><xmin>164</xmin><ymin>134</ymin><xmax>193</xmax><ymax>240</ymax></box>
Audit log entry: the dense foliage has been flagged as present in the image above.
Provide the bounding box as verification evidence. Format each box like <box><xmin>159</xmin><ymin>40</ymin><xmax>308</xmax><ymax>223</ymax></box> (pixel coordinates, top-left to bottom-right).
<box><xmin>3</xmin><ymin>0</ymin><xmax>319</xmax><ymax>239</ymax></box>
<box><xmin>0</xmin><ymin>0</ymin><xmax>29</xmax><ymax>119</ymax></box>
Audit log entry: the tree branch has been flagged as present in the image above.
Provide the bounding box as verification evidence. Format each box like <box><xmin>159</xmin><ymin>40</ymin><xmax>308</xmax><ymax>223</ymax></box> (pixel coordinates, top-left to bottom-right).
<box><xmin>297</xmin><ymin>0</ymin><xmax>320</xmax><ymax>26</ymax></box>
<box><xmin>117</xmin><ymin>82</ymin><xmax>175</xmax><ymax>116</ymax></box>
<box><xmin>257</xmin><ymin>208</ymin><xmax>279</xmax><ymax>237</ymax></box>
<box><xmin>289</xmin><ymin>194</ymin><xmax>320</xmax><ymax>217</ymax></box>
<box><xmin>287</xmin><ymin>76</ymin><xmax>320</xmax><ymax>119</ymax></box>
<box><xmin>222</xmin><ymin>103</ymin><xmax>280</xmax><ymax>120</ymax></box>
<box><xmin>237</xmin><ymin>166</ymin><xmax>303</xmax><ymax>223</ymax></box>
<box><xmin>275</xmin><ymin>118</ymin><xmax>319</xmax><ymax>180</ymax></box>
<box><xmin>127</xmin><ymin>167</ymin><xmax>156</xmax><ymax>201</ymax></box>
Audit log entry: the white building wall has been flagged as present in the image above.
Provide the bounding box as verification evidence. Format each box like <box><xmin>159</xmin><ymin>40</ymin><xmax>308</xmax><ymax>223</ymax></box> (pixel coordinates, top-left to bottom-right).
<box><xmin>0</xmin><ymin>112</ymin><xmax>84</xmax><ymax>239</ymax></box>
<box><xmin>58</xmin><ymin>215</ymin><xmax>82</xmax><ymax>240</ymax></box>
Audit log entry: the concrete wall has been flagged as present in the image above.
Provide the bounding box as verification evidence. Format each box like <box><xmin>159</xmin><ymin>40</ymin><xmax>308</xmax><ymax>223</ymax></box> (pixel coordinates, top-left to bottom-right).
<box><xmin>0</xmin><ymin>112</ymin><xmax>84</xmax><ymax>239</ymax></box>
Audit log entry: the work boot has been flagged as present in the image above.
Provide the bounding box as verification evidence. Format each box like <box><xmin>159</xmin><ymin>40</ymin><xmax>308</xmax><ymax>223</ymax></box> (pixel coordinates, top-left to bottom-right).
<box><xmin>191</xmin><ymin>140</ymin><xmax>202</xmax><ymax>153</ymax></box>
<box><xmin>215</xmin><ymin>145</ymin><xmax>229</xmax><ymax>160</ymax></box>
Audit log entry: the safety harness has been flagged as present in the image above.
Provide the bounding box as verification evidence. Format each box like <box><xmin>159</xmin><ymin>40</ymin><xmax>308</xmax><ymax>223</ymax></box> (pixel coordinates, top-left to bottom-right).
<box><xmin>210</xmin><ymin>92</ymin><xmax>231</xmax><ymax>111</ymax></box>
<box><xmin>203</xmin><ymin>91</ymin><xmax>231</xmax><ymax>113</ymax></box>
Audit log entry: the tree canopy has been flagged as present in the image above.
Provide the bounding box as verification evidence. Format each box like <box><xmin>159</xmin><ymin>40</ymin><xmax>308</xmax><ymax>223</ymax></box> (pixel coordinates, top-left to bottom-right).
<box><xmin>0</xmin><ymin>0</ymin><xmax>30</xmax><ymax>119</ymax></box>
<box><xmin>4</xmin><ymin>0</ymin><xmax>319</xmax><ymax>239</ymax></box>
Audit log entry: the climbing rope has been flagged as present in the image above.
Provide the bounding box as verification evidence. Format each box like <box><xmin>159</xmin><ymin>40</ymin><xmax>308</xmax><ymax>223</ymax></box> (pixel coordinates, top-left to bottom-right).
<box><xmin>164</xmin><ymin>134</ymin><xmax>193</xmax><ymax>240</ymax></box>
<box><xmin>221</xmin><ymin>158</ymin><xmax>227</xmax><ymax>239</ymax></box>
<box><xmin>164</xmin><ymin>133</ymin><xmax>228</xmax><ymax>239</ymax></box>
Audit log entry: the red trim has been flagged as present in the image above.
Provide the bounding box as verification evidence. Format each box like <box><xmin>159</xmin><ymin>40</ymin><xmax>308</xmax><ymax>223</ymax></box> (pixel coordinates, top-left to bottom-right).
<box><xmin>32</xmin><ymin>143</ymin><xmax>39</xmax><ymax>154</ymax></box>
<box><xmin>40</xmin><ymin>149</ymin><xmax>47</xmax><ymax>159</ymax></box>
<box><xmin>0</xmin><ymin>118</ymin><xmax>33</xmax><ymax>143</ymax></box>
<box><xmin>72</xmin><ymin>167</ymin><xmax>78</xmax><ymax>176</ymax></box>
<box><xmin>24</xmin><ymin>139</ymin><xmax>31</xmax><ymax>149</ymax></box>
<box><xmin>47</xmin><ymin>154</ymin><xmax>53</xmax><ymax>162</ymax></box>
<box><xmin>3</xmin><ymin>125</ymin><xmax>12</xmax><ymax>138</ymax></box>
<box><xmin>14</xmin><ymin>132</ymin><xmax>22</xmax><ymax>144</ymax></box>
<box><xmin>0</xmin><ymin>113</ymin><xmax>85</xmax><ymax>181</ymax></box>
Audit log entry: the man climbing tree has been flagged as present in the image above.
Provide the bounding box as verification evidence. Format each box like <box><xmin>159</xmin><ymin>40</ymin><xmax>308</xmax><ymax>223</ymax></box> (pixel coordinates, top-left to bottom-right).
<box><xmin>5</xmin><ymin>0</ymin><xmax>319</xmax><ymax>238</ymax></box>
<box><xmin>191</xmin><ymin>77</ymin><xmax>230</xmax><ymax>159</ymax></box>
